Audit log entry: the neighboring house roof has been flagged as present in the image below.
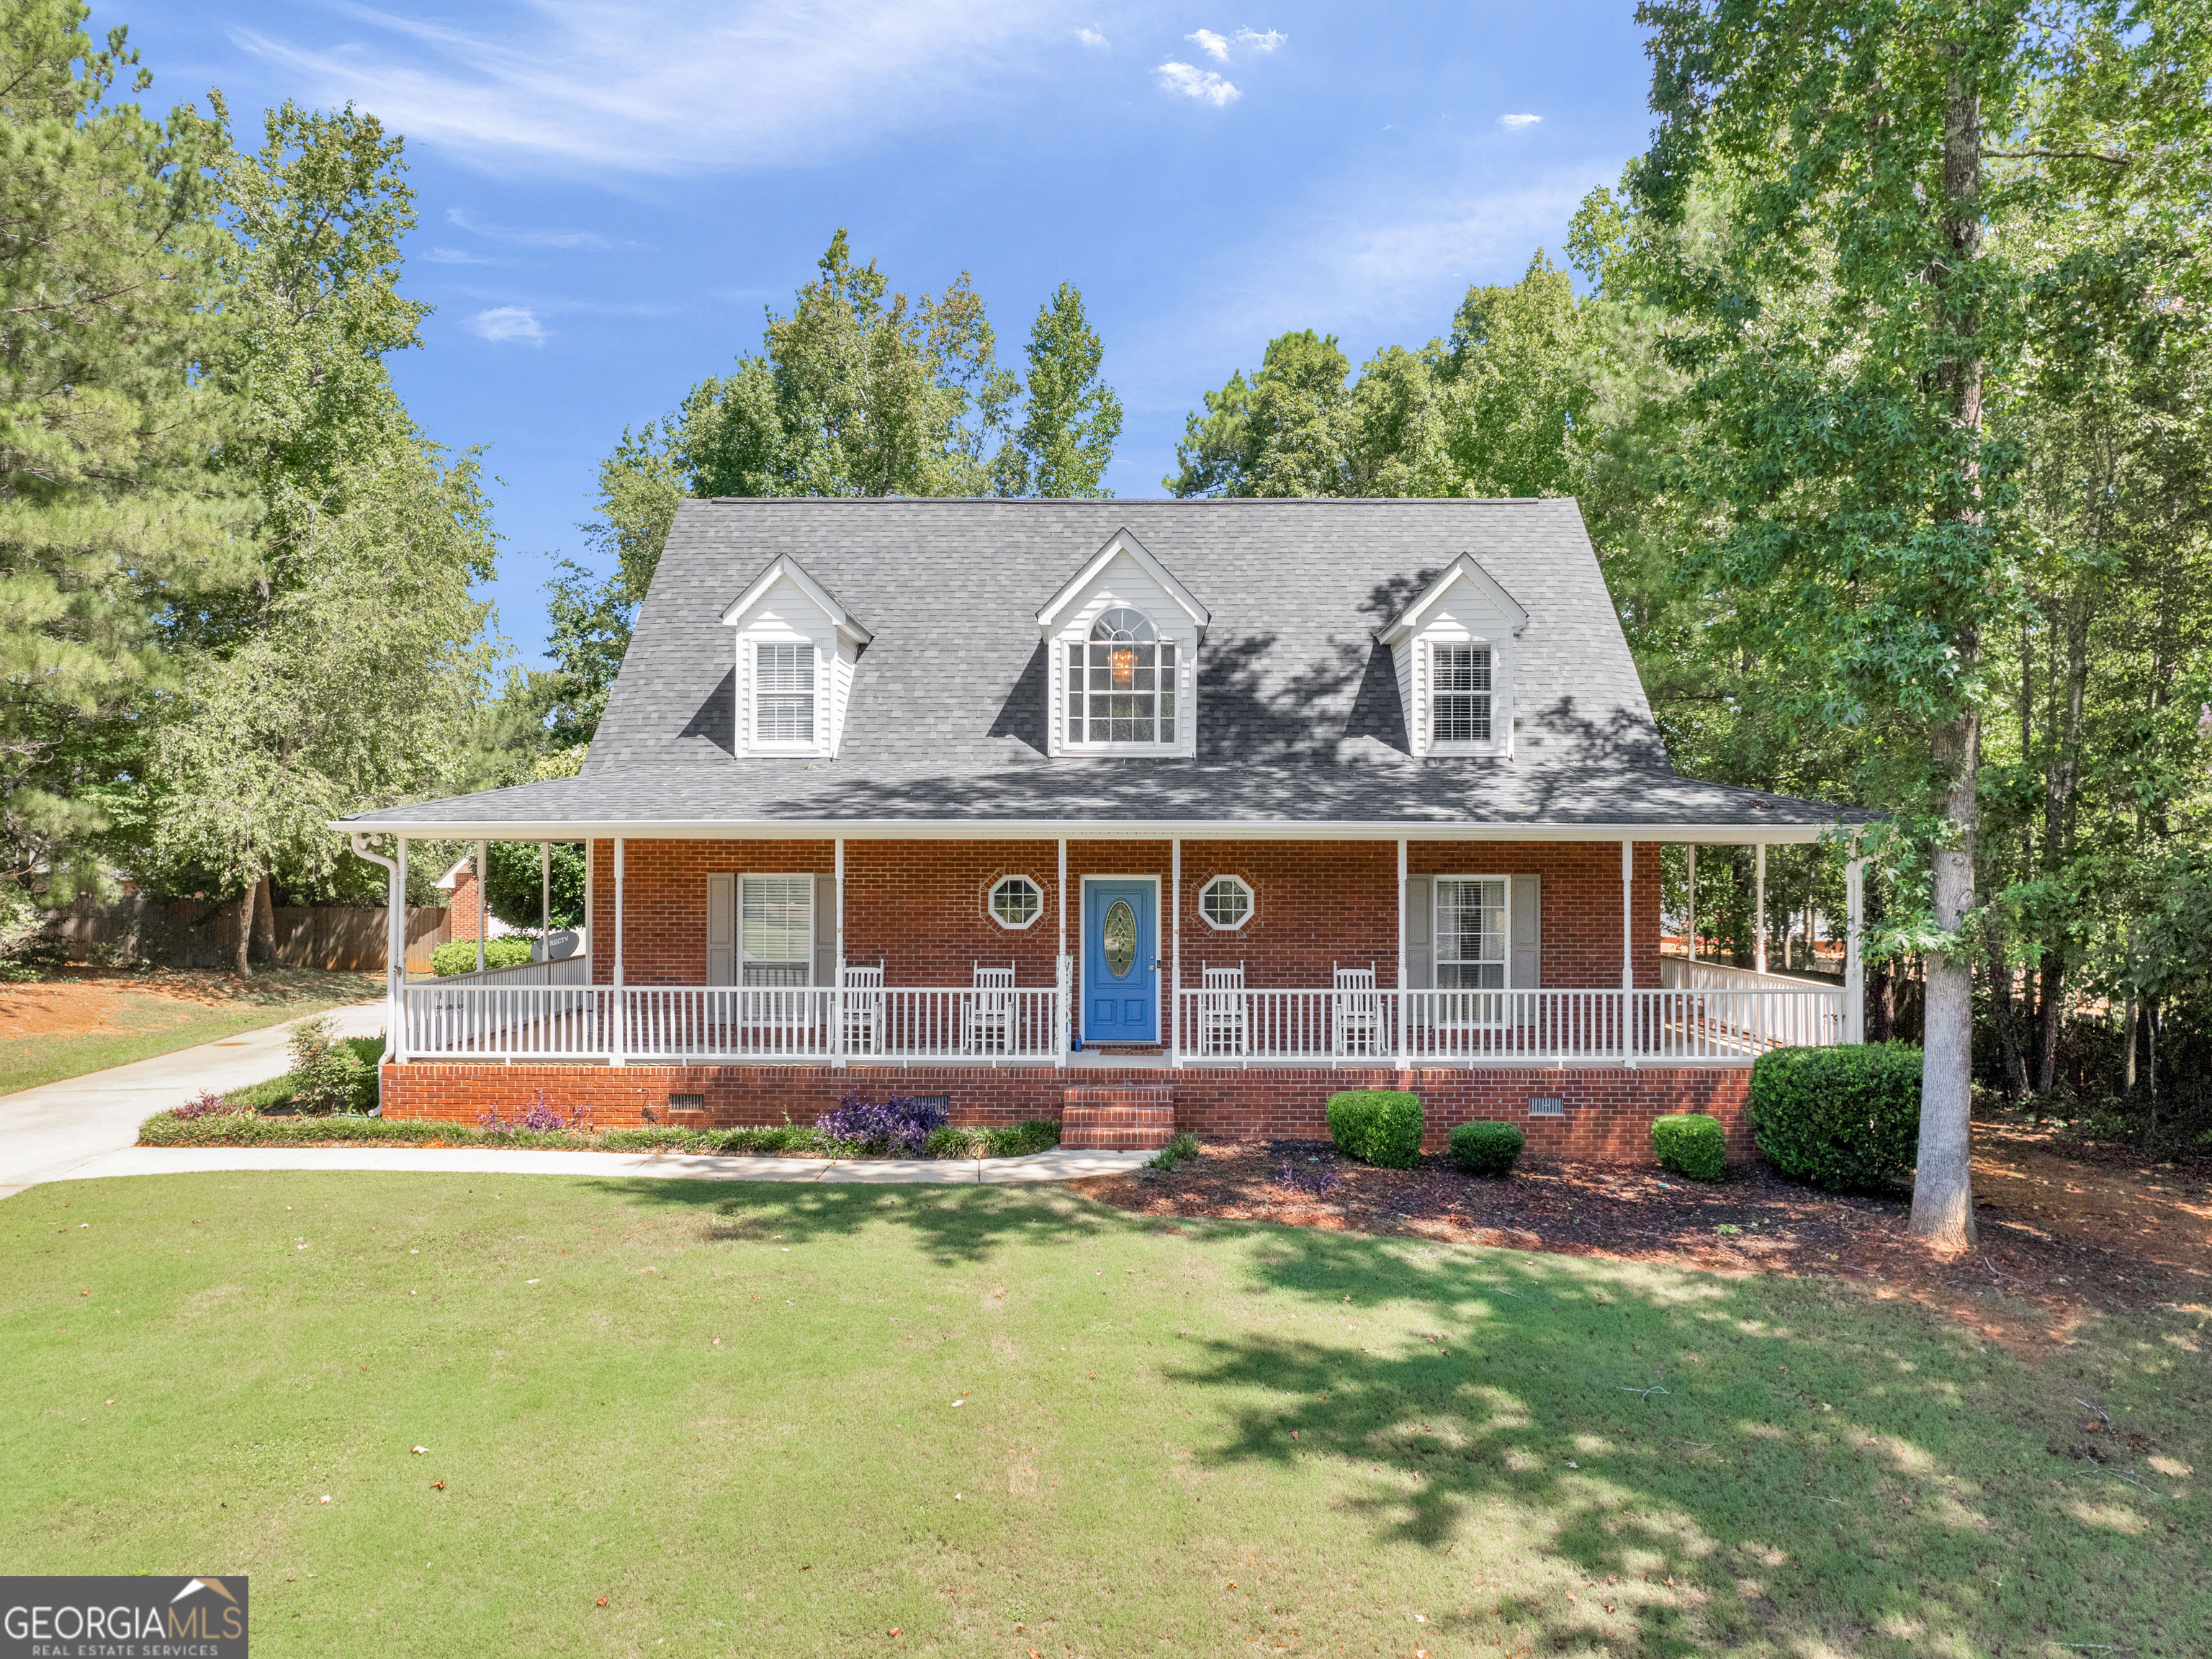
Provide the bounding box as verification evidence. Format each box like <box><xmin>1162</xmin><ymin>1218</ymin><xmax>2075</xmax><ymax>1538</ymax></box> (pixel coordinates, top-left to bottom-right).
<box><xmin>339</xmin><ymin>498</ymin><xmax>1869</xmax><ymax>841</ymax></box>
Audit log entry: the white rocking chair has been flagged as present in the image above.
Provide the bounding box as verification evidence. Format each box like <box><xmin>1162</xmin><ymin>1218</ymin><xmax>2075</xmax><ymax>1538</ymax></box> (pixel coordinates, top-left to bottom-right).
<box><xmin>842</xmin><ymin>961</ymin><xmax>884</xmax><ymax>1056</ymax></box>
<box><xmin>965</xmin><ymin>962</ymin><xmax>1017</xmax><ymax>1054</ymax></box>
<box><xmin>1333</xmin><ymin>962</ymin><xmax>1381</xmax><ymax>1056</ymax></box>
<box><xmin>1200</xmin><ymin>963</ymin><xmax>1246</xmax><ymax>1057</ymax></box>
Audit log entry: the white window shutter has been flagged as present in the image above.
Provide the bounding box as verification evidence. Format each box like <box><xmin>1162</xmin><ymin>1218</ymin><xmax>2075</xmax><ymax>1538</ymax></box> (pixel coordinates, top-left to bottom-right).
<box><xmin>1405</xmin><ymin>874</ymin><xmax>1434</xmax><ymax>989</ymax></box>
<box><xmin>1510</xmin><ymin>874</ymin><xmax>1542</xmax><ymax>988</ymax></box>
<box><xmin>811</xmin><ymin>874</ymin><xmax>835</xmax><ymax>986</ymax></box>
<box><xmin>706</xmin><ymin>874</ymin><xmax>735</xmax><ymax>986</ymax></box>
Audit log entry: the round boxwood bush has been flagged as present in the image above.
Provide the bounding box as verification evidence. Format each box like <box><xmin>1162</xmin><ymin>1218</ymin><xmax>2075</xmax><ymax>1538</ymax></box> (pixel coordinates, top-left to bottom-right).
<box><xmin>1750</xmin><ymin>1042</ymin><xmax>1923</xmax><ymax>1192</ymax></box>
<box><xmin>1651</xmin><ymin>1112</ymin><xmax>1728</xmax><ymax>1181</ymax></box>
<box><xmin>1448</xmin><ymin>1120</ymin><xmax>1524</xmax><ymax>1176</ymax></box>
<box><xmin>431</xmin><ymin>937</ymin><xmax>536</xmax><ymax>976</ymax></box>
<box><xmin>1326</xmin><ymin>1090</ymin><xmax>1424</xmax><ymax>1169</ymax></box>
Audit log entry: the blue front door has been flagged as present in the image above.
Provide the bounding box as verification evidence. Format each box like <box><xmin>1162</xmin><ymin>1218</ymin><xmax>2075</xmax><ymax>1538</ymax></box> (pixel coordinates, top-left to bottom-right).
<box><xmin>1083</xmin><ymin>879</ymin><xmax>1159</xmax><ymax>1043</ymax></box>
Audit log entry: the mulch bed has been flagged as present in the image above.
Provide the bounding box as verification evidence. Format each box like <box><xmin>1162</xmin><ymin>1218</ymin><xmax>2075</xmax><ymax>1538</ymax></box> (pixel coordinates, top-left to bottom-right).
<box><xmin>1077</xmin><ymin>1129</ymin><xmax>2212</xmax><ymax>1356</ymax></box>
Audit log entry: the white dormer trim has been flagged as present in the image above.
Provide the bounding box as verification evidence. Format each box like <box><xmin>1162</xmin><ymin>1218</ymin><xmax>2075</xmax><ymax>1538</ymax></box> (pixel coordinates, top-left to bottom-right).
<box><xmin>721</xmin><ymin>555</ymin><xmax>874</xmax><ymax>647</ymax></box>
<box><xmin>1035</xmin><ymin>529</ymin><xmax>1210</xmax><ymax>633</ymax></box>
<box><xmin>721</xmin><ymin>555</ymin><xmax>870</xmax><ymax>760</ymax></box>
<box><xmin>1377</xmin><ymin>554</ymin><xmax>1524</xmax><ymax>760</ymax></box>
<box><xmin>1373</xmin><ymin>552</ymin><xmax>1529</xmax><ymax>647</ymax></box>
<box><xmin>1038</xmin><ymin>531</ymin><xmax>1205</xmax><ymax>760</ymax></box>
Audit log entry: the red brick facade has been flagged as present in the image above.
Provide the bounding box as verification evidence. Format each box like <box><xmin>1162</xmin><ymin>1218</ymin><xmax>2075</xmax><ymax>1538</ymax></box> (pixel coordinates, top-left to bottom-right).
<box><xmin>583</xmin><ymin>836</ymin><xmax>1662</xmax><ymax>1000</ymax></box>
<box><xmin>389</xmin><ymin>835</ymin><xmax>1734</xmax><ymax>1164</ymax></box>
<box><xmin>378</xmin><ymin>1059</ymin><xmax>1753</xmax><ymax>1162</ymax></box>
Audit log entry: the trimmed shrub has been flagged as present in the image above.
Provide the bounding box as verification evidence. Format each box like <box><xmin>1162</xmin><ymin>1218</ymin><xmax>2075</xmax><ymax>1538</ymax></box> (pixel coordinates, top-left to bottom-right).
<box><xmin>1749</xmin><ymin>1043</ymin><xmax>1923</xmax><ymax>1192</ymax></box>
<box><xmin>287</xmin><ymin>1017</ymin><xmax>377</xmax><ymax>1115</ymax></box>
<box><xmin>1448</xmin><ymin>1120</ymin><xmax>1524</xmax><ymax>1176</ymax></box>
<box><xmin>1326</xmin><ymin>1090</ymin><xmax>1424</xmax><ymax>1169</ymax></box>
<box><xmin>431</xmin><ymin>938</ymin><xmax>535</xmax><ymax>976</ymax></box>
<box><xmin>1651</xmin><ymin>1113</ymin><xmax>1728</xmax><ymax>1181</ymax></box>
<box><xmin>1151</xmin><ymin>1130</ymin><xmax>1201</xmax><ymax>1172</ymax></box>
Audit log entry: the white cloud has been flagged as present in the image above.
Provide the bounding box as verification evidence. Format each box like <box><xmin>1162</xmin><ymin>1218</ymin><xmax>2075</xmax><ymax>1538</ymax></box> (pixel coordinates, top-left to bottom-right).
<box><xmin>1497</xmin><ymin>112</ymin><xmax>1542</xmax><ymax>130</ymax></box>
<box><xmin>1233</xmin><ymin>27</ymin><xmax>1286</xmax><ymax>51</ymax></box>
<box><xmin>1156</xmin><ymin>60</ymin><xmax>1239</xmax><ymax>105</ymax></box>
<box><xmin>231</xmin><ymin>0</ymin><xmax>1063</xmax><ymax>174</ymax></box>
<box><xmin>466</xmin><ymin>306</ymin><xmax>546</xmax><ymax>345</ymax></box>
<box><xmin>446</xmin><ymin>207</ymin><xmax>625</xmax><ymax>251</ymax></box>
<box><xmin>1187</xmin><ymin>28</ymin><xmax>1229</xmax><ymax>60</ymax></box>
<box><xmin>426</xmin><ymin>246</ymin><xmax>505</xmax><ymax>265</ymax></box>
<box><xmin>1077</xmin><ymin>25</ymin><xmax>1107</xmax><ymax>47</ymax></box>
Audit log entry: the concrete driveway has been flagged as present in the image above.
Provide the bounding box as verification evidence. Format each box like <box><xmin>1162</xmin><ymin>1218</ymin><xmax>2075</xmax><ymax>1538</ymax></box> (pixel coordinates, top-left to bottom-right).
<box><xmin>0</xmin><ymin>1002</ymin><xmax>387</xmax><ymax>1200</ymax></box>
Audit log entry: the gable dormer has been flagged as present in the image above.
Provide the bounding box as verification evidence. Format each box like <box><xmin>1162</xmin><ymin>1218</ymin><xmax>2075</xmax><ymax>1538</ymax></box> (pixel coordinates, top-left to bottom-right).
<box><xmin>1375</xmin><ymin>553</ymin><xmax>1528</xmax><ymax>759</ymax></box>
<box><xmin>720</xmin><ymin>554</ymin><xmax>873</xmax><ymax>759</ymax></box>
<box><xmin>1035</xmin><ymin>529</ymin><xmax>1209</xmax><ymax>758</ymax></box>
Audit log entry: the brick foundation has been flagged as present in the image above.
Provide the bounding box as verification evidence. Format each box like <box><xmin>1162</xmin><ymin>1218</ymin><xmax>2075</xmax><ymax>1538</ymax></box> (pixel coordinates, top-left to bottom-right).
<box><xmin>379</xmin><ymin>1061</ymin><xmax>1753</xmax><ymax>1163</ymax></box>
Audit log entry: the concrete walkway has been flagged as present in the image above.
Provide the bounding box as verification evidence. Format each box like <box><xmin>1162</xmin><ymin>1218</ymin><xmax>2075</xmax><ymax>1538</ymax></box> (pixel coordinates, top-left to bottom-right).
<box><xmin>0</xmin><ymin>1000</ymin><xmax>1154</xmax><ymax>1197</ymax></box>
<box><xmin>38</xmin><ymin>1144</ymin><xmax>1154</xmax><ymax>1187</ymax></box>
<box><xmin>0</xmin><ymin>1002</ymin><xmax>389</xmax><ymax>1200</ymax></box>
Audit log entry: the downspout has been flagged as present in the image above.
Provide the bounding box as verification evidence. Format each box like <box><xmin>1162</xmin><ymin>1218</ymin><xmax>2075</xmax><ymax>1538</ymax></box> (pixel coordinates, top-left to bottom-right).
<box><xmin>351</xmin><ymin>832</ymin><xmax>401</xmax><ymax>1068</ymax></box>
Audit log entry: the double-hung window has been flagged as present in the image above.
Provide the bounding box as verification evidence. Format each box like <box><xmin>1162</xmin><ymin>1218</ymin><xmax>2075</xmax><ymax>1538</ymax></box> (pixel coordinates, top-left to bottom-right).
<box><xmin>755</xmin><ymin>643</ymin><xmax>817</xmax><ymax>746</ymax></box>
<box><xmin>1436</xmin><ymin>877</ymin><xmax>1507</xmax><ymax>1021</ymax></box>
<box><xmin>1066</xmin><ymin>608</ymin><xmax>1176</xmax><ymax>746</ymax></box>
<box><xmin>741</xmin><ymin>876</ymin><xmax>813</xmax><ymax>986</ymax></box>
<box><xmin>1431</xmin><ymin>644</ymin><xmax>1492</xmax><ymax>745</ymax></box>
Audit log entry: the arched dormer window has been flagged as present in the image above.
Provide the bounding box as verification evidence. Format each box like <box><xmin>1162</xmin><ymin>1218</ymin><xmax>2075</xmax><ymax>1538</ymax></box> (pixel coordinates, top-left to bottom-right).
<box><xmin>1067</xmin><ymin>608</ymin><xmax>1177</xmax><ymax>745</ymax></box>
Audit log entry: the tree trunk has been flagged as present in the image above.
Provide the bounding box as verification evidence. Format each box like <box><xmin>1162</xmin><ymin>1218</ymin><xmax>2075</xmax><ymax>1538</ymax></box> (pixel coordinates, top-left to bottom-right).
<box><xmin>2035</xmin><ymin>590</ymin><xmax>2090</xmax><ymax>1089</ymax></box>
<box><xmin>1910</xmin><ymin>65</ymin><xmax>1987</xmax><ymax>1251</ymax></box>
<box><xmin>230</xmin><ymin>885</ymin><xmax>254</xmax><ymax>979</ymax></box>
<box><xmin>1914</xmin><ymin>709</ymin><xmax>1980</xmax><ymax>1249</ymax></box>
<box><xmin>250</xmin><ymin>873</ymin><xmax>278</xmax><ymax>964</ymax></box>
<box><xmin>1985</xmin><ymin>941</ymin><xmax>2029</xmax><ymax>1099</ymax></box>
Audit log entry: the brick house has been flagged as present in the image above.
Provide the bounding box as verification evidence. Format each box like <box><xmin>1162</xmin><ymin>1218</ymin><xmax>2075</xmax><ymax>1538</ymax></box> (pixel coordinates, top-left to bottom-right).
<box><xmin>336</xmin><ymin>499</ymin><xmax>1866</xmax><ymax>1157</ymax></box>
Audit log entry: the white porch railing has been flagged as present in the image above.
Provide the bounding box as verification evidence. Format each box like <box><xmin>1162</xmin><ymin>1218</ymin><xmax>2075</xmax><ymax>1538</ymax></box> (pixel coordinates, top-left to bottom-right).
<box><xmin>1657</xmin><ymin>956</ymin><xmax>1840</xmax><ymax>995</ymax></box>
<box><xmin>400</xmin><ymin>982</ymin><xmax>1064</xmax><ymax>1064</ymax></box>
<box><xmin>1172</xmin><ymin>986</ymin><xmax>1846</xmax><ymax>1065</ymax></box>
<box><xmin>398</xmin><ymin>977</ymin><xmax>1844</xmax><ymax>1066</ymax></box>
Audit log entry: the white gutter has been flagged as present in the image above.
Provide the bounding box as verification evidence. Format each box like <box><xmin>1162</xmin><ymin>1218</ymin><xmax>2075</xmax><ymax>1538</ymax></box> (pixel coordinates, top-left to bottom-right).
<box><xmin>328</xmin><ymin>816</ymin><xmax>1845</xmax><ymax>846</ymax></box>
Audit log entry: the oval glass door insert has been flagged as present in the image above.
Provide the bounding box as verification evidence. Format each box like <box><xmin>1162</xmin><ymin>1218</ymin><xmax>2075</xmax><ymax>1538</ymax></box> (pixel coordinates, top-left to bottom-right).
<box><xmin>1103</xmin><ymin>900</ymin><xmax>1137</xmax><ymax>977</ymax></box>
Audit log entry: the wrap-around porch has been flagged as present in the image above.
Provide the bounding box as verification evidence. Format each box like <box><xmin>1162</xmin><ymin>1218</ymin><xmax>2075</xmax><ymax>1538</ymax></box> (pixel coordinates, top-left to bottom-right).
<box><xmin>369</xmin><ymin>833</ymin><xmax>1863</xmax><ymax>1070</ymax></box>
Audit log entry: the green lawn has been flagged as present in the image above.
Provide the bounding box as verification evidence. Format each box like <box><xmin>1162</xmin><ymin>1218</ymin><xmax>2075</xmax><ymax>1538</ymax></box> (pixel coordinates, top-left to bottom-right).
<box><xmin>0</xmin><ymin>970</ymin><xmax>381</xmax><ymax>1096</ymax></box>
<box><xmin>5</xmin><ymin>1172</ymin><xmax>2203</xmax><ymax>1658</ymax></box>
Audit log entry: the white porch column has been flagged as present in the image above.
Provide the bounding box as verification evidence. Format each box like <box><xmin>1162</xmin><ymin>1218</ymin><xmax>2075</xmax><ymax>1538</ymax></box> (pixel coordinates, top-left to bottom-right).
<box><xmin>1169</xmin><ymin>839</ymin><xmax>1182</xmax><ymax>1066</ymax></box>
<box><xmin>1056</xmin><ymin>838</ymin><xmax>1069</xmax><ymax>1064</ymax></box>
<box><xmin>611</xmin><ymin>837</ymin><xmax>626</xmax><ymax>1066</ymax></box>
<box><xmin>539</xmin><ymin>842</ymin><xmax>549</xmax><ymax>961</ymax></box>
<box><xmin>1395</xmin><ymin>838</ymin><xmax>1408</xmax><ymax>1069</ymax></box>
<box><xmin>1755</xmin><ymin>843</ymin><xmax>1768</xmax><ymax>975</ymax></box>
<box><xmin>584</xmin><ymin>839</ymin><xmax>595</xmax><ymax>981</ymax></box>
<box><xmin>395</xmin><ymin>836</ymin><xmax>408</xmax><ymax>1064</ymax></box>
<box><xmin>1845</xmin><ymin>850</ymin><xmax>1866</xmax><ymax>1044</ymax></box>
<box><xmin>1620</xmin><ymin>839</ymin><xmax>1635</xmax><ymax>990</ymax></box>
<box><xmin>1685</xmin><ymin>845</ymin><xmax>1697</xmax><ymax>963</ymax></box>
<box><xmin>475</xmin><ymin>839</ymin><xmax>487</xmax><ymax>974</ymax></box>
<box><xmin>834</xmin><ymin>838</ymin><xmax>846</xmax><ymax>1069</ymax></box>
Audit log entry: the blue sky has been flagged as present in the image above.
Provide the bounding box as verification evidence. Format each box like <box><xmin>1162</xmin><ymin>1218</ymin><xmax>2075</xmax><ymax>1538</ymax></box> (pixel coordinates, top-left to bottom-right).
<box><xmin>114</xmin><ymin>0</ymin><xmax>1656</xmax><ymax>669</ymax></box>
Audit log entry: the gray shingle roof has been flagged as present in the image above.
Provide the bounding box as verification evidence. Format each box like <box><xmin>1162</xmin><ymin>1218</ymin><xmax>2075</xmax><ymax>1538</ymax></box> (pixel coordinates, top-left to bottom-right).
<box><xmin>340</xmin><ymin>498</ymin><xmax>1868</xmax><ymax>837</ymax></box>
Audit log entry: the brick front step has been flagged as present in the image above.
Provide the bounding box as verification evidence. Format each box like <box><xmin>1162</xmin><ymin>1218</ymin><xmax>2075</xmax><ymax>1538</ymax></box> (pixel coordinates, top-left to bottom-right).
<box><xmin>1060</xmin><ymin>1087</ymin><xmax>1176</xmax><ymax>1151</ymax></box>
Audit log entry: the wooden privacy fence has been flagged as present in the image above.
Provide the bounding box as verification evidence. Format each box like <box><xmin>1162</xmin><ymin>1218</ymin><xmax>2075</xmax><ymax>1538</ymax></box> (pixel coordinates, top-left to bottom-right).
<box><xmin>58</xmin><ymin>896</ymin><xmax>449</xmax><ymax>972</ymax></box>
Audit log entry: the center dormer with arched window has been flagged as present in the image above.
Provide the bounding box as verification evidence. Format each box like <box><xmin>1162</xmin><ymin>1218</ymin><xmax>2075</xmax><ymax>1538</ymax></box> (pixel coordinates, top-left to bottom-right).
<box><xmin>1035</xmin><ymin>529</ymin><xmax>1208</xmax><ymax>758</ymax></box>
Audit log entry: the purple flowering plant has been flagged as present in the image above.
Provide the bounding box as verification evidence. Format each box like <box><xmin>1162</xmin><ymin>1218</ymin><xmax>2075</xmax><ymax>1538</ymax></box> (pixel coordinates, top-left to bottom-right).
<box><xmin>175</xmin><ymin>1088</ymin><xmax>238</xmax><ymax>1121</ymax></box>
<box><xmin>1276</xmin><ymin>1158</ymin><xmax>1344</xmax><ymax>1200</ymax></box>
<box><xmin>817</xmin><ymin>1089</ymin><xmax>947</xmax><ymax>1155</ymax></box>
<box><xmin>479</xmin><ymin>1088</ymin><xmax>594</xmax><ymax>1136</ymax></box>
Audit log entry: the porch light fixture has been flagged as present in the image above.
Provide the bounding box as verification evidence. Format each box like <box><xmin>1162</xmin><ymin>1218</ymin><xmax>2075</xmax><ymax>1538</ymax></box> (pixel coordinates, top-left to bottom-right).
<box><xmin>988</xmin><ymin>874</ymin><xmax>1044</xmax><ymax>930</ymax></box>
<box><xmin>1197</xmin><ymin>874</ymin><xmax>1254</xmax><ymax>930</ymax></box>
